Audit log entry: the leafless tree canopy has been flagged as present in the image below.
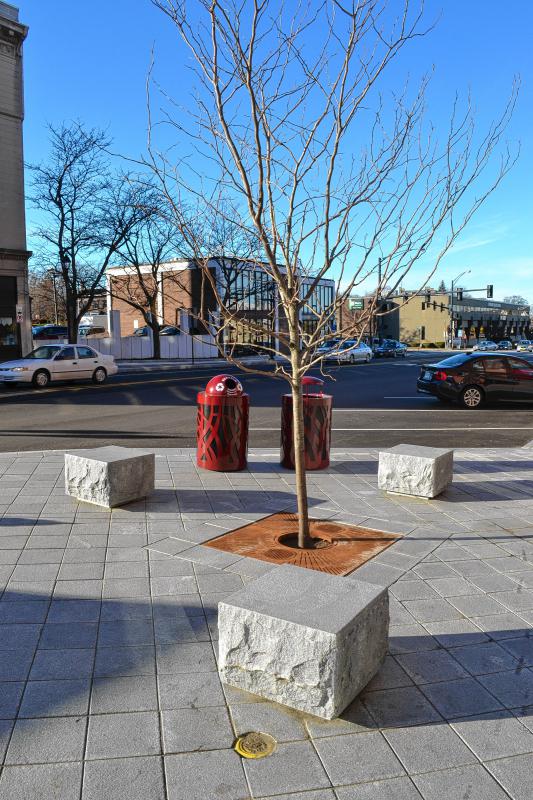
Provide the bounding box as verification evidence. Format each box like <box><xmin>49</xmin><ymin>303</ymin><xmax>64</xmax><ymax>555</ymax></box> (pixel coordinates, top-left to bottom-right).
<box><xmin>30</xmin><ymin>122</ymin><xmax>152</xmax><ymax>342</ymax></box>
<box><xmin>150</xmin><ymin>0</ymin><xmax>518</xmax><ymax>375</ymax></box>
<box><xmin>149</xmin><ymin>0</ymin><xmax>518</xmax><ymax>545</ymax></box>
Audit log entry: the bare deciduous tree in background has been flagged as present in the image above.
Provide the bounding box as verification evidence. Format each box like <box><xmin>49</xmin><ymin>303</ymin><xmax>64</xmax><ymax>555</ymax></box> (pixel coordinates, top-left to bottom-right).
<box><xmin>150</xmin><ymin>0</ymin><xmax>518</xmax><ymax>547</ymax></box>
<box><xmin>109</xmin><ymin>211</ymin><xmax>182</xmax><ymax>359</ymax></box>
<box><xmin>30</xmin><ymin>122</ymin><xmax>150</xmax><ymax>343</ymax></box>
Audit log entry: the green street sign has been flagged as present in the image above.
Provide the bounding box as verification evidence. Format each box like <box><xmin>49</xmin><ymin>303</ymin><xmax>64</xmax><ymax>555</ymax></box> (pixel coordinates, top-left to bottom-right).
<box><xmin>349</xmin><ymin>298</ymin><xmax>364</xmax><ymax>310</ymax></box>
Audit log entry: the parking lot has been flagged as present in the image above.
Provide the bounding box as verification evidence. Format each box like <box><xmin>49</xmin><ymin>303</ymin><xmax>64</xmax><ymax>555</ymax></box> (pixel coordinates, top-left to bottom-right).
<box><xmin>1</xmin><ymin>351</ymin><xmax>533</xmax><ymax>452</ymax></box>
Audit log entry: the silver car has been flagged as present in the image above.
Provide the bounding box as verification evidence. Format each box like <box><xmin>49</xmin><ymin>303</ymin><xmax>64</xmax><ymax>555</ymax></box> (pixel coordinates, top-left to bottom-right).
<box><xmin>0</xmin><ymin>344</ymin><xmax>118</xmax><ymax>388</ymax></box>
<box><xmin>323</xmin><ymin>340</ymin><xmax>373</xmax><ymax>364</ymax></box>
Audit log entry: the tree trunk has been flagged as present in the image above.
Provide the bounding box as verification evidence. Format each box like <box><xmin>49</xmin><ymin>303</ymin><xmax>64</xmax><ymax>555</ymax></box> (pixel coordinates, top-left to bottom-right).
<box><xmin>66</xmin><ymin>295</ymin><xmax>78</xmax><ymax>343</ymax></box>
<box><xmin>152</xmin><ymin>325</ymin><xmax>161</xmax><ymax>360</ymax></box>
<box><xmin>290</xmin><ymin>347</ymin><xmax>311</xmax><ymax>549</ymax></box>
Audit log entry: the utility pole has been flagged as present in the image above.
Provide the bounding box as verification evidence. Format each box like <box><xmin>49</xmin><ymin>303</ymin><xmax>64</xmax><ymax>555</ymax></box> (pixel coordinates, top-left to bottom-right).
<box><xmin>374</xmin><ymin>257</ymin><xmax>382</xmax><ymax>342</ymax></box>
<box><xmin>449</xmin><ymin>269</ymin><xmax>471</xmax><ymax>350</ymax></box>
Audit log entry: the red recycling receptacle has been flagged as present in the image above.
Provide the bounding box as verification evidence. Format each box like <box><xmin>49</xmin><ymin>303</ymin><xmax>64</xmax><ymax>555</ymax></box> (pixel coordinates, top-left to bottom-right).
<box><xmin>280</xmin><ymin>376</ymin><xmax>332</xmax><ymax>470</ymax></box>
<box><xmin>197</xmin><ymin>375</ymin><xmax>249</xmax><ymax>471</ymax></box>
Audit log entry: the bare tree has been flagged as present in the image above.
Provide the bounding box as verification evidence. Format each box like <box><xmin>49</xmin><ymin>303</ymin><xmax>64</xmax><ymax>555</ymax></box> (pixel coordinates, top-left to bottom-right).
<box><xmin>28</xmin><ymin>269</ymin><xmax>66</xmax><ymax>324</ymax></box>
<box><xmin>30</xmin><ymin>122</ymin><xmax>149</xmax><ymax>343</ymax></box>
<box><xmin>503</xmin><ymin>295</ymin><xmax>529</xmax><ymax>306</ymax></box>
<box><xmin>108</xmin><ymin>210</ymin><xmax>182</xmax><ymax>358</ymax></box>
<box><xmin>149</xmin><ymin>0</ymin><xmax>518</xmax><ymax>547</ymax></box>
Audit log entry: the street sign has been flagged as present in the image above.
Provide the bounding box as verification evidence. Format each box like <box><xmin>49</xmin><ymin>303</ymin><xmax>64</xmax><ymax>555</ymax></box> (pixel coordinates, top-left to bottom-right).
<box><xmin>349</xmin><ymin>298</ymin><xmax>364</xmax><ymax>310</ymax></box>
<box><xmin>16</xmin><ymin>305</ymin><xmax>23</xmax><ymax>323</ymax></box>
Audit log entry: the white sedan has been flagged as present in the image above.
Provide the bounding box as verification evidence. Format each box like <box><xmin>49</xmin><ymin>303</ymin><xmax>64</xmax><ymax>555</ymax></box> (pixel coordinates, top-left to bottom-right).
<box><xmin>0</xmin><ymin>344</ymin><xmax>118</xmax><ymax>388</ymax></box>
<box><xmin>322</xmin><ymin>340</ymin><xmax>373</xmax><ymax>364</ymax></box>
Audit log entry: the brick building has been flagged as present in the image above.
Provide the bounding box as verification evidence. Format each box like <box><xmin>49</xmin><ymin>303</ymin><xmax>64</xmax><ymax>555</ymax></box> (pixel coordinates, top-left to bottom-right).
<box><xmin>0</xmin><ymin>2</ymin><xmax>31</xmax><ymax>360</ymax></box>
<box><xmin>107</xmin><ymin>258</ymin><xmax>335</xmax><ymax>351</ymax></box>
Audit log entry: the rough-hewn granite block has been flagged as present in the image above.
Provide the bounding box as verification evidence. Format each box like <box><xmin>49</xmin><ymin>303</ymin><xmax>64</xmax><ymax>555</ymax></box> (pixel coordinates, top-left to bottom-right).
<box><xmin>218</xmin><ymin>563</ymin><xmax>389</xmax><ymax>719</ymax></box>
<box><xmin>65</xmin><ymin>446</ymin><xmax>154</xmax><ymax>508</ymax></box>
<box><xmin>378</xmin><ymin>444</ymin><xmax>453</xmax><ymax>498</ymax></box>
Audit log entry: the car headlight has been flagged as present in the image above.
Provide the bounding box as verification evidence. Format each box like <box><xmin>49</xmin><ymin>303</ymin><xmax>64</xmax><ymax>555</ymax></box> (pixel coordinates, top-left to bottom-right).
<box><xmin>10</xmin><ymin>367</ymin><xmax>29</xmax><ymax>372</ymax></box>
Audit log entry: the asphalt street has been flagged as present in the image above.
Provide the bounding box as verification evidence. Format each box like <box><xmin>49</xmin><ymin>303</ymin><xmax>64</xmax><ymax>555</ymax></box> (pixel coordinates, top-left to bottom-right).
<box><xmin>2</xmin><ymin>351</ymin><xmax>533</xmax><ymax>452</ymax></box>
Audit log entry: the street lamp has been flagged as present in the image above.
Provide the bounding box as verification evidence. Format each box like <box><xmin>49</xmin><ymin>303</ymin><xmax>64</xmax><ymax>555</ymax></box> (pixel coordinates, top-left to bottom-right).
<box><xmin>450</xmin><ymin>269</ymin><xmax>471</xmax><ymax>349</ymax></box>
<box><xmin>45</xmin><ymin>269</ymin><xmax>59</xmax><ymax>324</ymax></box>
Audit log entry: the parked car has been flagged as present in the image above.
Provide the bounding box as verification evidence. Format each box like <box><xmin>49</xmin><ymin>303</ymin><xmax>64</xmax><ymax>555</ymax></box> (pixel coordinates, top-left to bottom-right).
<box><xmin>315</xmin><ymin>339</ymin><xmax>341</xmax><ymax>358</ymax></box>
<box><xmin>472</xmin><ymin>340</ymin><xmax>498</xmax><ymax>352</ymax></box>
<box><xmin>516</xmin><ymin>340</ymin><xmax>532</xmax><ymax>352</ymax></box>
<box><xmin>132</xmin><ymin>325</ymin><xmax>181</xmax><ymax>337</ymax></box>
<box><xmin>374</xmin><ymin>339</ymin><xmax>407</xmax><ymax>358</ymax></box>
<box><xmin>32</xmin><ymin>324</ymin><xmax>68</xmax><ymax>340</ymax></box>
<box><xmin>0</xmin><ymin>344</ymin><xmax>118</xmax><ymax>388</ymax></box>
<box><xmin>323</xmin><ymin>340</ymin><xmax>373</xmax><ymax>364</ymax></box>
<box><xmin>78</xmin><ymin>325</ymin><xmax>106</xmax><ymax>337</ymax></box>
<box><xmin>417</xmin><ymin>352</ymin><xmax>533</xmax><ymax>408</ymax></box>
<box><xmin>497</xmin><ymin>340</ymin><xmax>513</xmax><ymax>350</ymax></box>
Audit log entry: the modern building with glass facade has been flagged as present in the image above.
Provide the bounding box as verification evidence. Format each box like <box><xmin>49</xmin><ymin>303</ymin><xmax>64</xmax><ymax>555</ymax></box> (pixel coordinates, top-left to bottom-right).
<box><xmin>107</xmin><ymin>257</ymin><xmax>335</xmax><ymax>353</ymax></box>
<box><xmin>0</xmin><ymin>3</ymin><xmax>31</xmax><ymax>361</ymax></box>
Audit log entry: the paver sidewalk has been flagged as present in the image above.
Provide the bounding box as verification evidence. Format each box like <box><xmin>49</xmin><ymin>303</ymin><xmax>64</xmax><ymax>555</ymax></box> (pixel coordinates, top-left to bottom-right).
<box><xmin>2</xmin><ymin>447</ymin><xmax>533</xmax><ymax>799</ymax></box>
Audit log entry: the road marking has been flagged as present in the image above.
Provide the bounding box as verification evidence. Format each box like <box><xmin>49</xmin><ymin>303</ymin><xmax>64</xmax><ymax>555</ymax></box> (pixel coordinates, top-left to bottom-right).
<box><xmin>250</xmin><ymin>427</ymin><xmax>533</xmax><ymax>432</ymax></box>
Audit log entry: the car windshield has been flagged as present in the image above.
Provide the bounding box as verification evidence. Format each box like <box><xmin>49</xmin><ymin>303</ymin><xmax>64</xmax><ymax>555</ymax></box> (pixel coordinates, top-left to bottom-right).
<box><xmin>24</xmin><ymin>346</ymin><xmax>62</xmax><ymax>359</ymax></box>
<box><xmin>436</xmin><ymin>354</ymin><xmax>472</xmax><ymax>367</ymax></box>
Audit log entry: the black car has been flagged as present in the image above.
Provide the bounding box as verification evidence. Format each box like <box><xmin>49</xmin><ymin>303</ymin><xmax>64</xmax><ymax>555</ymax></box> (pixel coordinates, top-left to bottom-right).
<box><xmin>417</xmin><ymin>353</ymin><xmax>533</xmax><ymax>408</ymax></box>
<box><xmin>32</xmin><ymin>325</ymin><xmax>68</xmax><ymax>340</ymax></box>
<box><xmin>374</xmin><ymin>339</ymin><xmax>407</xmax><ymax>358</ymax></box>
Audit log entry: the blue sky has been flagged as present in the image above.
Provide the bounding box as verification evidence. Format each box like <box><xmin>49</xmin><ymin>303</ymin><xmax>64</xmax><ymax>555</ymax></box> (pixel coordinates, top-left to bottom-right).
<box><xmin>19</xmin><ymin>0</ymin><xmax>533</xmax><ymax>302</ymax></box>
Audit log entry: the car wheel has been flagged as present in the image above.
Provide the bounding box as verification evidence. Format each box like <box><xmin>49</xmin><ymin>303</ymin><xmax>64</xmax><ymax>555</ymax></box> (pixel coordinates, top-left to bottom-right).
<box><xmin>460</xmin><ymin>385</ymin><xmax>484</xmax><ymax>409</ymax></box>
<box><xmin>32</xmin><ymin>370</ymin><xmax>50</xmax><ymax>388</ymax></box>
<box><xmin>92</xmin><ymin>367</ymin><xmax>107</xmax><ymax>384</ymax></box>
<box><xmin>366</xmin><ymin>354</ymin><xmax>371</xmax><ymax>362</ymax></box>
<box><xmin>349</xmin><ymin>354</ymin><xmax>356</xmax><ymax>364</ymax></box>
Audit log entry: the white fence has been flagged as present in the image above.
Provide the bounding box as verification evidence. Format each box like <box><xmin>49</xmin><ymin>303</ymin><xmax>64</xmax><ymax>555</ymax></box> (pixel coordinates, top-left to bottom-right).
<box><xmin>34</xmin><ymin>333</ymin><xmax>220</xmax><ymax>361</ymax></box>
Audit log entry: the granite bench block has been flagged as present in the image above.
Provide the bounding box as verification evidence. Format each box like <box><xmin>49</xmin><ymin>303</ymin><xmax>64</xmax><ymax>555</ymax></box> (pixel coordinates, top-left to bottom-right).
<box><xmin>65</xmin><ymin>446</ymin><xmax>155</xmax><ymax>508</ymax></box>
<box><xmin>378</xmin><ymin>444</ymin><xmax>454</xmax><ymax>498</ymax></box>
<box><xmin>218</xmin><ymin>563</ymin><xmax>389</xmax><ymax>719</ymax></box>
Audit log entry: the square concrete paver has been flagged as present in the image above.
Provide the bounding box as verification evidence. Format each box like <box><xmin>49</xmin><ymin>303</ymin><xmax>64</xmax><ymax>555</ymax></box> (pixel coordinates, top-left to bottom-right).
<box><xmin>486</xmin><ymin>752</ymin><xmax>533</xmax><ymax>800</ymax></box>
<box><xmin>362</xmin><ymin>686</ymin><xmax>442</xmax><ymax>728</ymax></box>
<box><xmin>383</xmin><ymin>723</ymin><xmax>476</xmax><ymax>774</ymax></box>
<box><xmin>336</xmin><ymin>776</ymin><xmax>423</xmax><ymax>799</ymax></box>
<box><xmin>161</xmin><ymin>706</ymin><xmax>234</xmax><ymax>753</ymax></box>
<box><xmin>314</xmin><ymin>731</ymin><xmax>405</xmax><ymax>786</ymax></box>
<box><xmin>85</xmin><ymin>711</ymin><xmax>161</xmax><ymax>759</ymax></box>
<box><xmin>412</xmin><ymin>764</ymin><xmax>510</xmax><ymax>800</ymax></box>
<box><xmin>164</xmin><ymin>749</ymin><xmax>249</xmax><ymax>800</ymax></box>
<box><xmin>18</xmin><ymin>679</ymin><xmax>91</xmax><ymax>718</ymax></box>
<box><xmin>90</xmin><ymin>675</ymin><xmax>158</xmax><ymax>713</ymax></box>
<box><xmin>0</xmin><ymin>762</ymin><xmax>83</xmax><ymax>800</ymax></box>
<box><xmin>5</xmin><ymin>715</ymin><xmax>87</xmax><ymax>764</ymax></box>
<box><xmin>82</xmin><ymin>756</ymin><xmax>166</xmax><ymax>800</ymax></box>
<box><xmin>243</xmin><ymin>739</ymin><xmax>331</xmax><ymax>796</ymax></box>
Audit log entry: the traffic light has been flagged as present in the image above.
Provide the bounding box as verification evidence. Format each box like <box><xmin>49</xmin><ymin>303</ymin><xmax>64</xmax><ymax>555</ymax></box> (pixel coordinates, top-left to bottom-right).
<box><xmin>487</xmin><ymin>284</ymin><xmax>493</xmax><ymax>298</ymax></box>
<box><xmin>456</xmin><ymin>288</ymin><xmax>463</xmax><ymax>301</ymax></box>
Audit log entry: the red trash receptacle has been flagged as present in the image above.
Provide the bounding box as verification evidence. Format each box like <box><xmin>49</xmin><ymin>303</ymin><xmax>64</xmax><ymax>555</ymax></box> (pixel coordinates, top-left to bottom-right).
<box><xmin>280</xmin><ymin>376</ymin><xmax>332</xmax><ymax>470</ymax></box>
<box><xmin>197</xmin><ymin>375</ymin><xmax>249</xmax><ymax>471</ymax></box>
